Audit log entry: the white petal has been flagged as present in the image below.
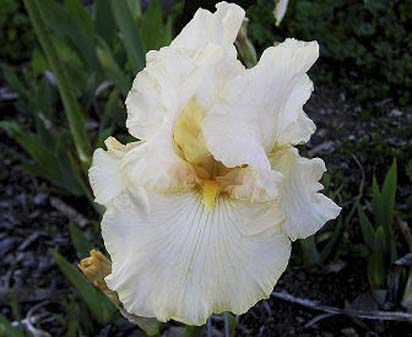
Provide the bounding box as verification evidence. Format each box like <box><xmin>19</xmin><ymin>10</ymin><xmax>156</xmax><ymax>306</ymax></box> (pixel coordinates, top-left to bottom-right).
<box><xmin>171</xmin><ymin>2</ymin><xmax>245</xmax><ymax>51</ymax></box>
<box><xmin>126</xmin><ymin>47</ymin><xmax>196</xmax><ymax>141</ymax></box>
<box><xmin>126</xmin><ymin>45</ymin><xmax>242</xmax><ymax>142</ymax></box>
<box><xmin>88</xmin><ymin>137</ymin><xmax>132</xmax><ymax>206</ymax></box>
<box><xmin>202</xmin><ymin>39</ymin><xmax>318</xmax><ymax>200</ymax></box>
<box><xmin>103</xmin><ymin>189</ymin><xmax>290</xmax><ymax>325</ymax></box>
<box><xmin>204</xmin><ymin>38</ymin><xmax>318</xmax><ymax>155</ymax></box>
<box><xmin>271</xmin><ymin>148</ymin><xmax>341</xmax><ymax>241</ymax></box>
<box><xmin>125</xmin><ymin>45</ymin><xmax>242</xmax><ymax>192</ymax></box>
<box><xmin>258</xmin><ymin>39</ymin><xmax>319</xmax><ymax>149</ymax></box>
<box><xmin>126</xmin><ymin>1</ymin><xmax>244</xmax><ymax>142</ymax></box>
<box><xmin>202</xmin><ymin>105</ymin><xmax>281</xmax><ymax>201</ymax></box>
<box><xmin>194</xmin><ymin>48</ymin><xmax>244</xmax><ymax>112</ymax></box>
<box><xmin>122</xmin><ymin>131</ymin><xmax>198</xmax><ymax>192</ymax></box>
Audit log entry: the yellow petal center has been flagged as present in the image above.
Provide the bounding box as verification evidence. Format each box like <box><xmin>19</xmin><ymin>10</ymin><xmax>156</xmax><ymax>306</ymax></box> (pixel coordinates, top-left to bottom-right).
<box><xmin>173</xmin><ymin>98</ymin><xmax>233</xmax><ymax>210</ymax></box>
<box><xmin>173</xmin><ymin>98</ymin><xmax>209</xmax><ymax>165</ymax></box>
<box><xmin>202</xmin><ymin>179</ymin><xmax>221</xmax><ymax>211</ymax></box>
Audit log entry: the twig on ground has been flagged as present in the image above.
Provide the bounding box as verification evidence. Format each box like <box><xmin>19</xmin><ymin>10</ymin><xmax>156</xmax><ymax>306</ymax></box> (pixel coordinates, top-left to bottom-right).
<box><xmin>50</xmin><ymin>196</ymin><xmax>89</xmax><ymax>228</ymax></box>
<box><xmin>304</xmin><ymin>313</ymin><xmax>337</xmax><ymax>328</ymax></box>
<box><xmin>308</xmin><ymin>141</ymin><xmax>335</xmax><ymax>158</ymax></box>
<box><xmin>11</xmin><ymin>302</ymin><xmax>52</xmax><ymax>337</ymax></box>
<box><xmin>271</xmin><ymin>291</ymin><xmax>412</xmax><ymax>322</ymax></box>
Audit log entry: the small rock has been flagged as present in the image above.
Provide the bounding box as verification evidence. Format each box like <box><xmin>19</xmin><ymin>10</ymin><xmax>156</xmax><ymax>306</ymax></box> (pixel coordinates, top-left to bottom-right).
<box><xmin>341</xmin><ymin>327</ymin><xmax>359</xmax><ymax>337</ymax></box>
<box><xmin>33</xmin><ymin>192</ymin><xmax>48</xmax><ymax>206</ymax></box>
<box><xmin>0</xmin><ymin>236</ymin><xmax>21</xmax><ymax>256</ymax></box>
<box><xmin>0</xmin><ymin>200</ymin><xmax>11</xmax><ymax>209</ymax></box>
<box><xmin>389</xmin><ymin>108</ymin><xmax>403</xmax><ymax>117</ymax></box>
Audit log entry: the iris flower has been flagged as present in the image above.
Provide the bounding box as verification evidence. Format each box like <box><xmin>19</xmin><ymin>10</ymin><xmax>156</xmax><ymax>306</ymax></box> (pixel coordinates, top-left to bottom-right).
<box><xmin>89</xmin><ymin>2</ymin><xmax>341</xmax><ymax>326</ymax></box>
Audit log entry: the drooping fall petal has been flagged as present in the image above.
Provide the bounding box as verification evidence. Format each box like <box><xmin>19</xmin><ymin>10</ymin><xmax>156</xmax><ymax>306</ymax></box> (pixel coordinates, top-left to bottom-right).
<box><xmin>102</xmin><ymin>188</ymin><xmax>290</xmax><ymax>325</ymax></box>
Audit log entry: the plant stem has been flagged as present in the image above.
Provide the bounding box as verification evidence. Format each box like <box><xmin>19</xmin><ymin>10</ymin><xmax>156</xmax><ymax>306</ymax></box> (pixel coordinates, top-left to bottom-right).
<box><xmin>207</xmin><ymin>318</ymin><xmax>212</xmax><ymax>336</ymax></box>
<box><xmin>223</xmin><ymin>312</ymin><xmax>230</xmax><ymax>337</ymax></box>
<box><xmin>300</xmin><ymin>236</ymin><xmax>320</xmax><ymax>266</ymax></box>
<box><xmin>23</xmin><ymin>0</ymin><xmax>92</xmax><ymax>167</ymax></box>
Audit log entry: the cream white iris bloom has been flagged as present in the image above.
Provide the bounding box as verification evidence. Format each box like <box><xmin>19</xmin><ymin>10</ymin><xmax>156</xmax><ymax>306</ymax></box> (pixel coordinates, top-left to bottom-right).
<box><xmin>89</xmin><ymin>2</ymin><xmax>341</xmax><ymax>326</ymax></box>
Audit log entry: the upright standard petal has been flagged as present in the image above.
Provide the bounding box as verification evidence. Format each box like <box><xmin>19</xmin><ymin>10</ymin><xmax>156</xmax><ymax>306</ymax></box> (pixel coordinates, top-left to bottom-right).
<box><xmin>126</xmin><ymin>2</ymin><xmax>244</xmax><ymax>142</ymax></box>
<box><xmin>125</xmin><ymin>45</ymin><xmax>243</xmax><ymax>192</ymax></box>
<box><xmin>203</xmin><ymin>38</ymin><xmax>318</xmax><ymax>151</ymax></box>
<box><xmin>202</xmin><ymin>113</ymin><xmax>283</xmax><ymax>201</ymax></box>
<box><xmin>202</xmin><ymin>39</ymin><xmax>319</xmax><ymax>200</ymax></box>
<box><xmin>102</xmin><ymin>189</ymin><xmax>290</xmax><ymax>326</ymax></box>
<box><xmin>270</xmin><ymin>147</ymin><xmax>341</xmax><ymax>241</ymax></box>
<box><xmin>126</xmin><ymin>47</ymin><xmax>196</xmax><ymax>141</ymax></box>
<box><xmin>171</xmin><ymin>2</ymin><xmax>245</xmax><ymax>51</ymax></box>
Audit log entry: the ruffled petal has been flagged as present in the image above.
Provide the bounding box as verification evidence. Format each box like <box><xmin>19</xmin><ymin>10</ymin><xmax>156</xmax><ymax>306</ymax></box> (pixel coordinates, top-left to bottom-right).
<box><xmin>202</xmin><ymin>108</ymin><xmax>282</xmax><ymax>201</ymax></box>
<box><xmin>271</xmin><ymin>147</ymin><xmax>341</xmax><ymax>241</ymax></box>
<box><xmin>88</xmin><ymin>137</ymin><xmax>135</xmax><ymax>206</ymax></box>
<box><xmin>122</xmin><ymin>131</ymin><xmax>199</xmax><ymax>192</ymax></box>
<box><xmin>254</xmin><ymin>38</ymin><xmax>318</xmax><ymax>147</ymax></box>
<box><xmin>203</xmin><ymin>38</ymin><xmax>318</xmax><ymax>154</ymax></box>
<box><xmin>126</xmin><ymin>47</ymin><xmax>197</xmax><ymax>141</ymax></box>
<box><xmin>103</xmin><ymin>189</ymin><xmax>290</xmax><ymax>325</ymax></box>
<box><xmin>126</xmin><ymin>2</ymin><xmax>244</xmax><ymax>142</ymax></box>
<box><xmin>125</xmin><ymin>45</ymin><xmax>242</xmax><ymax>192</ymax></box>
<box><xmin>202</xmin><ymin>38</ymin><xmax>318</xmax><ymax>200</ymax></box>
<box><xmin>171</xmin><ymin>2</ymin><xmax>245</xmax><ymax>51</ymax></box>
<box><xmin>218</xmin><ymin>167</ymin><xmax>283</xmax><ymax>202</ymax></box>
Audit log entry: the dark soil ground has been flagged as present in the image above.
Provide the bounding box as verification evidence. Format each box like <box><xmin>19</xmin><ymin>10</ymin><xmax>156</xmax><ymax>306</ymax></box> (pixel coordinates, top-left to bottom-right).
<box><xmin>1</xmin><ymin>77</ymin><xmax>412</xmax><ymax>337</ymax></box>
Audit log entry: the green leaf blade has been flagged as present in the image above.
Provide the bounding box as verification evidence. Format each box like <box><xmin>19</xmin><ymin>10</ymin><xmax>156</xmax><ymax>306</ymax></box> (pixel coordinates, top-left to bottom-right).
<box><xmin>110</xmin><ymin>0</ymin><xmax>145</xmax><ymax>73</ymax></box>
<box><xmin>357</xmin><ymin>203</ymin><xmax>375</xmax><ymax>250</ymax></box>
